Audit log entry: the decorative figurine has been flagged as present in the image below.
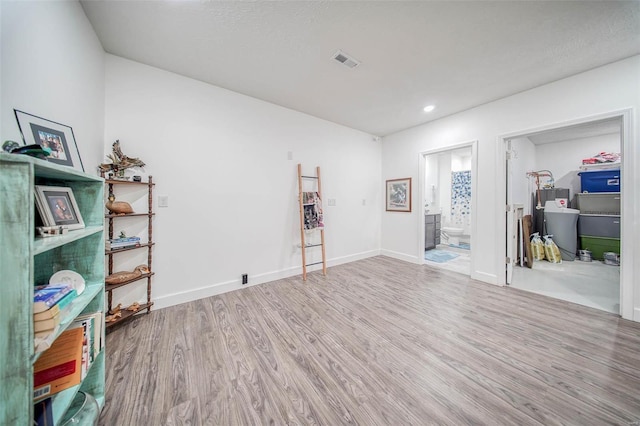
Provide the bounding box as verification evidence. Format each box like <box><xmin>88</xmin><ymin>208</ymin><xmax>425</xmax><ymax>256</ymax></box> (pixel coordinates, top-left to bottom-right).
<box><xmin>105</xmin><ymin>193</ymin><xmax>134</xmax><ymax>215</ymax></box>
<box><xmin>105</xmin><ymin>265</ymin><xmax>150</xmax><ymax>285</ymax></box>
<box><xmin>126</xmin><ymin>302</ymin><xmax>141</xmax><ymax>312</ymax></box>
<box><xmin>99</xmin><ymin>140</ymin><xmax>146</xmax><ymax>176</ymax></box>
<box><xmin>105</xmin><ymin>303</ymin><xmax>122</xmax><ymax>323</ymax></box>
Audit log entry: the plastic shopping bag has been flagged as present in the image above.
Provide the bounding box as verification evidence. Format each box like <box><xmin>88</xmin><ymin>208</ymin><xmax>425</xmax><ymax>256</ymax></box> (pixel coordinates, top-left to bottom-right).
<box><xmin>530</xmin><ymin>232</ymin><xmax>545</xmax><ymax>261</ymax></box>
<box><xmin>543</xmin><ymin>235</ymin><xmax>562</xmax><ymax>263</ymax></box>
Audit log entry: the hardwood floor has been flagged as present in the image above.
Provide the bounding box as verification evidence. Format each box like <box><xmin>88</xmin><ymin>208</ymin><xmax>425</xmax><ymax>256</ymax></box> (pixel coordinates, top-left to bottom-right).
<box><xmin>100</xmin><ymin>256</ymin><xmax>640</xmax><ymax>425</ymax></box>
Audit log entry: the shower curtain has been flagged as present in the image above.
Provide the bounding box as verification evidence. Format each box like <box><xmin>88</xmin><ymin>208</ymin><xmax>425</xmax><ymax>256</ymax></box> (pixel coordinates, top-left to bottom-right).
<box><xmin>451</xmin><ymin>170</ymin><xmax>471</xmax><ymax>227</ymax></box>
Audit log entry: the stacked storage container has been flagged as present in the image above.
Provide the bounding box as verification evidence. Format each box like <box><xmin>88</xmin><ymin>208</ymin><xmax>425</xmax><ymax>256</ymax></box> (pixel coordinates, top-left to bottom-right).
<box><xmin>576</xmin><ymin>169</ymin><xmax>620</xmax><ymax>260</ymax></box>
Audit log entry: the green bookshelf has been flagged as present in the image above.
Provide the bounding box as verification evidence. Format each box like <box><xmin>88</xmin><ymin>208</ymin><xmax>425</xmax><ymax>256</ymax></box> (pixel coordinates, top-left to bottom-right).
<box><xmin>0</xmin><ymin>153</ymin><xmax>105</xmax><ymax>424</ymax></box>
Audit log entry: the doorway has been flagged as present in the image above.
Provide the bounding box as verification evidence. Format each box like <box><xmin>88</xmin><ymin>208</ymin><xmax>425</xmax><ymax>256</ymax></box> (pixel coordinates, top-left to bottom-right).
<box><xmin>420</xmin><ymin>142</ymin><xmax>477</xmax><ymax>276</ymax></box>
<box><xmin>504</xmin><ymin>116</ymin><xmax>623</xmax><ymax>314</ymax></box>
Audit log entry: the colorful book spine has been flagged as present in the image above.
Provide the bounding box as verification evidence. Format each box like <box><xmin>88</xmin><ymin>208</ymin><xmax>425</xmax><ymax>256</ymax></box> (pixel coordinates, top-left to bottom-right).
<box><xmin>106</xmin><ymin>237</ymin><xmax>141</xmax><ymax>250</ymax></box>
<box><xmin>33</xmin><ymin>284</ymin><xmax>73</xmax><ymax>314</ymax></box>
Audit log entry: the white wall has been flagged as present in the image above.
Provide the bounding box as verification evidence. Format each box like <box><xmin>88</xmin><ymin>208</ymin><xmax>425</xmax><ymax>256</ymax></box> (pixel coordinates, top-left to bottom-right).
<box><xmin>424</xmin><ymin>154</ymin><xmax>438</xmax><ymax>212</ymax></box>
<box><xmin>381</xmin><ymin>55</ymin><xmax>640</xmax><ymax>320</ymax></box>
<box><xmin>1</xmin><ymin>1</ymin><xmax>105</xmax><ymax>171</ymax></box>
<box><xmin>104</xmin><ymin>55</ymin><xmax>381</xmax><ymax>309</ymax></box>
<box><xmin>510</xmin><ymin>137</ymin><xmax>537</xmax><ymax>215</ymax></box>
<box><xmin>535</xmin><ymin>133</ymin><xmax>620</xmax><ymax>198</ymax></box>
<box><xmin>438</xmin><ymin>152</ymin><xmax>452</xmax><ymax>221</ymax></box>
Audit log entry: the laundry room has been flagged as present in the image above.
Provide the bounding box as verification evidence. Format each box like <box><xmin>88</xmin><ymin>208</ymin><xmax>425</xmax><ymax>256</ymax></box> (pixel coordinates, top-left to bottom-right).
<box><xmin>507</xmin><ymin>117</ymin><xmax>621</xmax><ymax>314</ymax></box>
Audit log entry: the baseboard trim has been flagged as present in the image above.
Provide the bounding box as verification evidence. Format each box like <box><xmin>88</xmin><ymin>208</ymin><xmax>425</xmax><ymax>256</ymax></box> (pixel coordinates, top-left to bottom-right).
<box><xmin>380</xmin><ymin>249</ymin><xmax>421</xmax><ymax>264</ymax></box>
<box><xmin>471</xmin><ymin>270</ymin><xmax>498</xmax><ymax>286</ymax></box>
<box><xmin>154</xmin><ymin>249</ymin><xmax>381</xmax><ymax>310</ymax></box>
<box><xmin>634</xmin><ymin>307</ymin><xmax>640</xmax><ymax>322</ymax></box>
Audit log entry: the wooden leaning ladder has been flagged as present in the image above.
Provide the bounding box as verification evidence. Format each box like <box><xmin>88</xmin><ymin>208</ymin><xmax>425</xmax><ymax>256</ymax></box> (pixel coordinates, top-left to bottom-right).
<box><xmin>297</xmin><ymin>164</ymin><xmax>327</xmax><ymax>280</ymax></box>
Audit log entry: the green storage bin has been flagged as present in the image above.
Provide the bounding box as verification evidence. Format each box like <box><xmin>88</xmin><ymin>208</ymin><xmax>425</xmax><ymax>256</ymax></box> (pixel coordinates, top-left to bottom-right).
<box><xmin>579</xmin><ymin>236</ymin><xmax>620</xmax><ymax>260</ymax></box>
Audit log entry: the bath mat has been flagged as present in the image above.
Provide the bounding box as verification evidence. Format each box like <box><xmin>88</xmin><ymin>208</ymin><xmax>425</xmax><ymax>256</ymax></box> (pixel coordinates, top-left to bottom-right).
<box><xmin>425</xmin><ymin>249</ymin><xmax>460</xmax><ymax>263</ymax></box>
<box><xmin>449</xmin><ymin>242</ymin><xmax>470</xmax><ymax>250</ymax></box>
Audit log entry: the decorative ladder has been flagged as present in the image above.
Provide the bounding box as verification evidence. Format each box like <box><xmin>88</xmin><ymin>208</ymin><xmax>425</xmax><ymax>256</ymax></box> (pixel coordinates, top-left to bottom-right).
<box><xmin>297</xmin><ymin>164</ymin><xmax>327</xmax><ymax>280</ymax></box>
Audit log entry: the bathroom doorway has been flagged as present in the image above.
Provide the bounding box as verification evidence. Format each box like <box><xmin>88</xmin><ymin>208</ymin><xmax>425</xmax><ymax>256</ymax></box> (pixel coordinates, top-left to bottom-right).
<box><xmin>503</xmin><ymin>115</ymin><xmax>625</xmax><ymax>315</ymax></box>
<box><xmin>420</xmin><ymin>142</ymin><xmax>477</xmax><ymax>276</ymax></box>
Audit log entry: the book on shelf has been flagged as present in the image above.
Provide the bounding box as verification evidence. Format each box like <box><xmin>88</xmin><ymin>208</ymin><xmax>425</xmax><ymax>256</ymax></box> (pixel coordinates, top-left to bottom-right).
<box><xmin>33</xmin><ymin>326</ymin><xmax>83</xmax><ymax>400</ymax></box>
<box><xmin>35</xmin><ymin>327</ymin><xmax>59</xmax><ymax>339</ymax></box>
<box><xmin>109</xmin><ymin>236</ymin><xmax>140</xmax><ymax>242</ymax></box>
<box><xmin>34</xmin><ymin>314</ymin><xmax>61</xmax><ymax>333</ymax></box>
<box><xmin>106</xmin><ymin>236</ymin><xmax>141</xmax><ymax>250</ymax></box>
<box><xmin>33</xmin><ymin>303</ymin><xmax>61</xmax><ymax>322</ymax></box>
<box><xmin>68</xmin><ymin>320</ymin><xmax>91</xmax><ymax>378</ymax></box>
<box><xmin>76</xmin><ymin>312</ymin><xmax>103</xmax><ymax>359</ymax></box>
<box><xmin>107</xmin><ymin>242</ymin><xmax>141</xmax><ymax>250</ymax></box>
<box><xmin>33</xmin><ymin>289</ymin><xmax>77</xmax><ymax>321</ymax></box>
<box><xmin>34</xmin><ymin>397</ymin><xmax>53</xmax><ymax>426</ymax></box>
<box><xmin>33</xmin><ymin>284</ymin><xmax>73</xmax><ymax>314</ymax></box>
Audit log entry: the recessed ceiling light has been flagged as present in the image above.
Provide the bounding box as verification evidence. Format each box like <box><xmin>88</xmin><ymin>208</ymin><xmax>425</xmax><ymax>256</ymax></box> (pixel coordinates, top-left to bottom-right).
<box><xmin>423</xmin><ymin>105</ymin><xmax>435</xmax><ymax>113</ymax></box>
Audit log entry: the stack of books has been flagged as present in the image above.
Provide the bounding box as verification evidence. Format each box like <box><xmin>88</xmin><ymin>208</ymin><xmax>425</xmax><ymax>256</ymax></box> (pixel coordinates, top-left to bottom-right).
<box><xmin>33</xmin><ymin>312</ymin><xmax>104</xmax><ymax>401</ymax></box>
<box><xmin>105</xmin><ymin>236</ymin><xmax>141</xmax><ymax>250</ymax></box>
<box><xmin>33</xmin><ymin>284</ymin><xmax>77</xmax><ymax>339</ymax></box>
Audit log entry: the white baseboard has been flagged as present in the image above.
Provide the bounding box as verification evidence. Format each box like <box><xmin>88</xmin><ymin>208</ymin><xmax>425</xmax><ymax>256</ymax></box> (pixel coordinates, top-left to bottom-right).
<box><xmin>380</xmin><ymin>249</ymin><xmax>421</xmax><ymax>264</ymax></box>
<box><xmin>634</xmin><ymin>307</ymin><xmax>640</xmax><ymax>323</ymax></box>
<box><xmin>471</xmin><ymin>270</ymin><xmax>498</xmax><ymax>285</ymax></box>
<box><xmin>153</xmin><ymin>249</ymin><xmax>381</xmax><ymax>310</ymax></box>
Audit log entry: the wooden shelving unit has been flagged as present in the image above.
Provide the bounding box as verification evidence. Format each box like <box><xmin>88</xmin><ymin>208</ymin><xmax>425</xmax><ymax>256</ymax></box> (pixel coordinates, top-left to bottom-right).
<box><xmin>297</xmin><ymin>164</ymin><xmax>327</xmax><ymax>280</ymax></box>
<box><xmin>102</xmin><ymin>175</ymin><xmax>155</xmax><ymax>329</ymax></box>
<box><xmin>0</xmin><ymin>153</ymin><xmax>105</xmax><ymax>425</ymax></box>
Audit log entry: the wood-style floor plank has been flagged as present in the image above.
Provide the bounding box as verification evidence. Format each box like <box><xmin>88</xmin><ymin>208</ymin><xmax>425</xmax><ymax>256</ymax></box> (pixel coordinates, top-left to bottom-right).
<box><xmin>100</xmin><ymin>256</ymin><xmax>640</xmax><ymax>425</ymax></box>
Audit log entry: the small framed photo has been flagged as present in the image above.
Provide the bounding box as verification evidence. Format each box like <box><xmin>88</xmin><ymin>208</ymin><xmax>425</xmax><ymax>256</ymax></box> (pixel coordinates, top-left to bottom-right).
<box><xmin>34</xmin><ymin>186</ymin><xmax>85</xmax><ymax>230</ymax></box>
<box><xmin>386</xmin><ymin>178</ymin><xmax>412</xmax><ymax>212</ymax></box>
<box><xmin>14</xmin><ymin>109</ymin><xmax>84</xmax><ymax>171</ymax></box>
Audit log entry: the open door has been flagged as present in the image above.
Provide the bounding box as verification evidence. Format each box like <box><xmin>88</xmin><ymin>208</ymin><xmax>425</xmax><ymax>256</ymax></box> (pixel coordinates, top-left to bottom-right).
<box><xmin>505</xmin><ymin>140</ymin><xmax>514</xmax><ymax>284</ymax></box>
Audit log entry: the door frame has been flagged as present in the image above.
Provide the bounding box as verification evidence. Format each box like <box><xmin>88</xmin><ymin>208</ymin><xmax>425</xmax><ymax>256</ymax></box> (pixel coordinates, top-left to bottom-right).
<box><xmin>495</xmin><ymin>108</ymin><xmax>633</xmax><ymax>319</ymax></box>
<box><xmin>419</xmin><ymin>140</ymin><xmax>478</xmax><ymax>277</ymax></box>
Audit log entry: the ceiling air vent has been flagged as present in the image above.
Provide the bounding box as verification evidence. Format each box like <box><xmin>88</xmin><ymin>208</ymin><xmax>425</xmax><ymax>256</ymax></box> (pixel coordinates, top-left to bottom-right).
<box><xmin>332</xmin><ymin>50</ymin><xmax>360</xmax><ymax>69</ymax></box>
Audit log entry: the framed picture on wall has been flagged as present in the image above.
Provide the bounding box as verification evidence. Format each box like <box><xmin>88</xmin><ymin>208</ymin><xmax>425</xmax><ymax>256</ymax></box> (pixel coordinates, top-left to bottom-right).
<box><xmin>34</xmin><ymin>185</ymin><xmax>85</xmax><ymax>230</ymax></box>
<box><xmin>14</xmin><ymin>109</ymin><xmax>84</xmax><ymax>171</ymax></box>
<box><xmin>386</xmin><ymin>177</ymin><xmax>412</xmax><ymax>212</ymax></box>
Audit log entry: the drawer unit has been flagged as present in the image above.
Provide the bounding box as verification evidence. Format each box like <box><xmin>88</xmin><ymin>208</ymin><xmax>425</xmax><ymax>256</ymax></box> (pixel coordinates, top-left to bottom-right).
<box><xmin>575</xmin><ymin>192</ymin><xmax>620</xmax><ymax>215</ymax></box>
<box><xmin>578</xmin><ymin>214</ymin><xmax>620</xmax><ymax>239</ymax></box>
<box><xmin>579</xmin><ymin>236</ymin><xmax>620</xmax><ymax>260</ymax></box>
<box><xmin>578</xmin><ymin>169</ymin><xmax>620</xmax><ymax>193</ymax></box>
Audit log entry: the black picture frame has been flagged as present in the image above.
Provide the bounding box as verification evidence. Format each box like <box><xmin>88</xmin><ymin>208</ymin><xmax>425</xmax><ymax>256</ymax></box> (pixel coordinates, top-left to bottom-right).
<box><xmin>14</xmin><ymin>109</ymin><xmax>84</xmax><ymax>171</ymax></box>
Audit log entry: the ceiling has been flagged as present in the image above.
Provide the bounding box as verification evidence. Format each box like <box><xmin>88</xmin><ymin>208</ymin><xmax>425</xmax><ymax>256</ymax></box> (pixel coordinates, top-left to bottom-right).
<box><xmin>80</xmin><ymin>1</ymin><xmax>640</xmax><ymax>136</ymax></box>
<box><xmin>526</xmin><ymin>117</ymin><xmax>622</xmax><ymax>146</ymax></box>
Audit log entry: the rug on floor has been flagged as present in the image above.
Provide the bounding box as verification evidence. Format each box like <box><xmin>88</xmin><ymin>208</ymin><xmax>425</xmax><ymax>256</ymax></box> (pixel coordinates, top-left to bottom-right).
<box><xmin>449</xmin><ymin>242</ymin><xmax>470</xmax><ymax>250</ymax></box>
<box><xmin>425</xmin><ymin>249</ymin><xmax>460</xmax><ymax>263</ymax></box>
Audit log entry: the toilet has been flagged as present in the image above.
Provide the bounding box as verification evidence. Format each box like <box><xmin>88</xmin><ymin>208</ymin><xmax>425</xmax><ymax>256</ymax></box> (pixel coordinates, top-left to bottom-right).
<box><xmin>442</xmin><ymin>226</ymin><xmax>464</xmax><ymax>246</ymax></box>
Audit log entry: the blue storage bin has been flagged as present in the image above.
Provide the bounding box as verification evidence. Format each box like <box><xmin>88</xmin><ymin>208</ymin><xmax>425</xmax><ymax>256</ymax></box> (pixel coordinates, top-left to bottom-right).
<box><xmin>579</xmin><ymin>169</ymin><xmax>620</xmax><ymax>193</ymax></box>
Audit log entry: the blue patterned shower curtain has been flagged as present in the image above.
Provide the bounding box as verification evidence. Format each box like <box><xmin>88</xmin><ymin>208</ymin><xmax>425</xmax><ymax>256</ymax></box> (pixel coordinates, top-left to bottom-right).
<box><xmin>451</xmin><ymin>171</ymin><xmax>471</xmax><ymax>226</ymax></box>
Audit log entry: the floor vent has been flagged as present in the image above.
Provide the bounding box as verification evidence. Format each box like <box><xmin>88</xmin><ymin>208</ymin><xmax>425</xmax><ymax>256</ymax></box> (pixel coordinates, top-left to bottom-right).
<box><xmin>332</xmin><ymin>50</ymin><xmax>360</xmax><ymax>69</ymax></box>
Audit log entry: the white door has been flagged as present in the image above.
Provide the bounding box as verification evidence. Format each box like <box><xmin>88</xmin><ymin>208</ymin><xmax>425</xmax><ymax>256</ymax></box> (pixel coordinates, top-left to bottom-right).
<box><xmin>505</xmin><ymin>139</ymin><xmax>514</xmax><ymax>284</ymax></box>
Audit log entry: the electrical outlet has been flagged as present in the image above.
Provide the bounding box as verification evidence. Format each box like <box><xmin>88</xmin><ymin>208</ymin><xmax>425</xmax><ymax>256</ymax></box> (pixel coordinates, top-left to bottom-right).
<box><xmin>242</xmin><ymin>274</ymin><xmax>248</xmax><ymax>285</ymax></box>
<box><xmin>158</xmin><ymin>195</ymin><xmax>169</xmax><ymax>207</ymax></box>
